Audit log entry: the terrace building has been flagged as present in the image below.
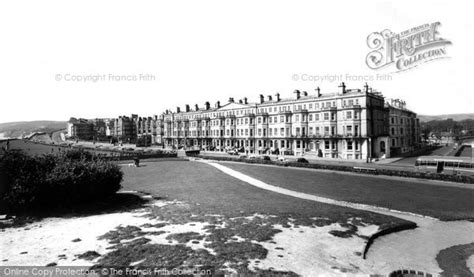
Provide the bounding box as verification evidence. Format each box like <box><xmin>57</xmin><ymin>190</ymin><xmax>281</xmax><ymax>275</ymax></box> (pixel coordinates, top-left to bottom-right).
<box><xmin>386</xmin><ymin>99</ymin><xmax>421</xmax><ymax>155</ymax></box>
<box><xmin>114</xmin><ymin>114</ymin><xmax>138</xmax><ymax>143</ymax></box>
<box><xmin>155</xmin><ymin>83</ymin><xmax>395</xmax><ymax>160</ymax></box>
<box><xmin>66</xmin><ymin>117</ymin><xmax>94</xmax><ymax>140</ymax></box>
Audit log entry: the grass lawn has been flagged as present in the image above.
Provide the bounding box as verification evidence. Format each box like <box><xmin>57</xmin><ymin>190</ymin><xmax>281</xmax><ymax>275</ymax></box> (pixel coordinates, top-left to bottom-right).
<box><xmin>121</xmin><ymin>160</ymin><xmax>407</xmax><ymax>228</ymax></box>
<box><xmin>218</xmin><ymin>162</ymin><xmax>474</xmax><ymax>221</ymax></box>
<box><xmin>114</xmin><ymin>160</ymin><xmax>414</xmax><ymax>274</ymax></box>
<box><xmin>0</xmin><ymin>139</ymin><xmax>63</xmax><ymax>156</ymax></box>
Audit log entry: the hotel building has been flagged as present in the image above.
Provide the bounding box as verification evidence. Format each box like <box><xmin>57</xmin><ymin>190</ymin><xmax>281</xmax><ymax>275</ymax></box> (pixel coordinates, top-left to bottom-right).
<box><xmin>149</xmin><ymin>83</ymin><xmax>404</xmax><ymax>160</ymax></box>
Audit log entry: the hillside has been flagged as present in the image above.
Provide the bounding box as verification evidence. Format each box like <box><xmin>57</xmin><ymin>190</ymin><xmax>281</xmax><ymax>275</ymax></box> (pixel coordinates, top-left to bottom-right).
<box><xmin>418</xmin><ymin>113</ymin><xmax>474</xmax><ymax>122</ymax></box>
<box><xmin>0</xmin><ymin>120</ymin><xmax>67</xmax><ymax>139</ymax></box>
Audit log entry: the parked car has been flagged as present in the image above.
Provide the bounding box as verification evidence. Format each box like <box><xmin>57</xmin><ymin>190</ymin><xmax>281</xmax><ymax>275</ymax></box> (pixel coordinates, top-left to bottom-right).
<box><xmin>248</xmin><ymin>154</ymin><xmax>259</xmax><ymax>160</ymax></box>
<box><xmin>277</xmin><ymin>156</ymin><xmax>287</xmax><ymax>162</ymax></box>
<box><xmin>227</xmin><ymin>149</ymin><xmax>239</xmax><ymax>155</ymax></box>
<box><xmin>296</xmin><ymin>158</ymin><xmax>309</xmax><ymax>163</ymax></box>
<box><xmin>261</xmin><ymin>155</ymin><xmax>271</xmax><ymax>161</ymax></box>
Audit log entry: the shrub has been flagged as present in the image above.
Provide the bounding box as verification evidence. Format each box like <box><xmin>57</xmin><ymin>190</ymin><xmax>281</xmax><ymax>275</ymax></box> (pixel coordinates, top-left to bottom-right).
<box><xmin>0</xmin><ymin>150</ymin><xmax>123</xmax><ymax>212</ymax></box>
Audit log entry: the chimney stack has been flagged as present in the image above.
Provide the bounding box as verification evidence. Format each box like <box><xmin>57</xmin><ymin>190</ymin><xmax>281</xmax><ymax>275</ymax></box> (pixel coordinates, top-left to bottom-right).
<box><xmin>243</xmin><ymin>97</ymin><xmax>248</xmax><ymax>104</ymax></box>
<box><xmin>364</xmin><ymin>82</ymin><xmax>369</xmax><ymax>93</ymax></box>
<box><xmin>195</xmin><ymin>104</ymin><xmax>199</xmax><ymax>111</ymax></box>
<box><xmin>339</xmin><ymin>82</ymin><xmax>346</xmax><ymax>94</ymax></box>
<box><xmin>294</xmin><ymin>89</ymin><xmax>301</xmax><ymax>99</ymax></box>
<box><xmin>302</xmin><ymin>91</ymin><xmax>308</xmax><ymax>97</ymax></box>
<box><xmin>205</xmin><ymin>101</ymin><xmax>210</xmax><ymax>110</ymax></box>
<box><xmin>275</xmin><ymin>93</ymin><xmax>281</xmax><ymax>101</ymax></box>
<box><xmin>316</xmin><ymin>87</ymin><xmax>321</xmax><ymax>97</ymax></box>
<box><xmin>216</xmin><ymin>101</ymin><xmax>221</xmax><ymax>108</ymax></box>
<box><xmin>268</xmin><ymin>95</ymin><xmax>273</xmax><ymax>101</ymax></box>
<box><xmin>176</xmin><ymin>107</ymin><xmax>181</xmax><ymax>113</ymax></box>
<box><xmin>259</xmin><ymin>94</ymin><xmax>264</xmax><ymax>104</ymax></box>
<box><xmin>238</xmin><ymin>99</ymin><xmax>243</xmax><ymax>104</ymax></box>
<box><xmin>185</xmin><ymin>104</ymin><xmax>190</xmax><ymax>112</ymax></box>
<box><xmin>229</xmin><ymin>97</ymin><xmax>234</xmax><ymax>103</ymax></box>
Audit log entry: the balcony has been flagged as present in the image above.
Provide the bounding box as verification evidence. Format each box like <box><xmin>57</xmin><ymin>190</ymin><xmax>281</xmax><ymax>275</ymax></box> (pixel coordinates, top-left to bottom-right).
<box><xmin>321</xmin><ymin>106</ymin><xmax>337</xmax><ymax>111</ymax></box>
<box><xmin>293</xmin><ymin>109</ymin><xmax>309</xmax><ymax>114</ymax></box>
<box><xmin>342</xmin><ymin>104</ymin><xmax>362</xmax><ymax>109</ymax></box>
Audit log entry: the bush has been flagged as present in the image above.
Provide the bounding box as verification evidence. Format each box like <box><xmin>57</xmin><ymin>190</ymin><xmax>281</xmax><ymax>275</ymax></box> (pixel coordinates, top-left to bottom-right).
<box><xmin>0</xmin><ymin>150</ymin><xmax>123</xmax><ymax>212</ymax></box>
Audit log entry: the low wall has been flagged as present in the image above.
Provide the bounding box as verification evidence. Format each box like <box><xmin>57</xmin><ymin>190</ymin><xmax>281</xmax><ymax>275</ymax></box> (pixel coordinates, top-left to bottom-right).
<box><xmin>362</xmin><ymin>222</ymin><xmax>417</xmax><ymax>259</ymax></box>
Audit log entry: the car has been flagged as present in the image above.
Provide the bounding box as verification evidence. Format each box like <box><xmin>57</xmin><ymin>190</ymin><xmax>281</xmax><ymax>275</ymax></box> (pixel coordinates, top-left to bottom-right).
<box><xmin>227</xmin><ymin>149</ymin><xmax>239</xmax><ymax>155</ymax></box>
<box><xmin>296</xmin><ymin>157</ymin><xmax>309</xmax><ymax>163</ymax></box>
<box><xmin>261</xmin><ymin>155</ymin><xmax>271</xmax><ymax>161</ymax></box>
<box><xmin>277</xmin><ymin>156</ymin><xmax>287</xmax><ymax>162</ymax></box>
<box><xmin>248</xmin><ymin>154</ymin><xmax>259</xmax><ymax>160</ymax></box>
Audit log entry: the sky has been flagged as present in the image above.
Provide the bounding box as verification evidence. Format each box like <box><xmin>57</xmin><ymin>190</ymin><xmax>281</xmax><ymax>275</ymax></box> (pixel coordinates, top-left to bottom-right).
<box><xmin>0</xmin><ymin>0</ymin><xmax>472</xmax><ymax>123</ymax></box>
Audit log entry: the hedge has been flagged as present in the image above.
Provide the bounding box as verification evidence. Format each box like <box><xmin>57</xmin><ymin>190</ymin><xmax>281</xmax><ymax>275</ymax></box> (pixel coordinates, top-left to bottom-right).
<box><xmin>195</xmin><ymin>155</ymin><xmax>474</xmax><ymax>184</ymax></box>
<box><xmin>0</xmin><ymin>150</ymin><xmax>123</xmax><ymax>212</ymax></box>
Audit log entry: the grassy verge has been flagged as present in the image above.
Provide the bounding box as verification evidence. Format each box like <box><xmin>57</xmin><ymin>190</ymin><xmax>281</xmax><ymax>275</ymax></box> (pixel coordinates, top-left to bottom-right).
<box><xmin>218</xmin><ymin>162</ymin><xmax>474</xmax><ymax>221</ymax></box>
<box><xmin>195</xmin><ymin>154</ymin><xmax>474</xmax><ymax>184</ymax></box>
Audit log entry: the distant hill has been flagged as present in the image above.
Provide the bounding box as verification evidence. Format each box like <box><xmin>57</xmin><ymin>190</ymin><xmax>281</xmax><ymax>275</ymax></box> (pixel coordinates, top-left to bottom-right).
<box><xmin>0</xmin><ymin>120</ymin><xmax>67</xmax><ymax>139</ymax></box>
<box><xmin>418</xmin><ymin>113</ymin><xmax>474</xmax><ymax>122</ymax></box>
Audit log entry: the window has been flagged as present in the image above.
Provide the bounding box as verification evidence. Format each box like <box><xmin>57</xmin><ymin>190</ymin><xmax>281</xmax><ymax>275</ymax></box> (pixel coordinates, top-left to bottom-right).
<box><xmin>324</xmin><ymin>126</ymin><xmax>329</xmax><ymax>135</ymax></box>
<box><xmin>309</xmin><ymin>127</ymin><xmax>313</xmax><ymax>135</ymax></box>
<box><xmin>347</xmin><ymin>141</ymin><xmax>353</xmax><ymax>150</ymax></box>
<box><xmin>346</xmin><ymin>111</ymin><xmax>352</xmax><ymax>119</ymax></box>
<box><xmin>347</xmin><ymin>125</ymin><xmax>352</xmax><ymax>135</ymax></box>
<box><xmin>324</xmin><ymin>113</ymin><xmax>329</xmax><ymax>120</ymax></box>
<box><xmin>309</xmin><ymin>114</ymin><xmax>313</xmax><ymax>121</ymax></box>
<box><xmin>315</xmin><ymin>114</ymin><xmax>320</xmax><ymax>121</ymax></box>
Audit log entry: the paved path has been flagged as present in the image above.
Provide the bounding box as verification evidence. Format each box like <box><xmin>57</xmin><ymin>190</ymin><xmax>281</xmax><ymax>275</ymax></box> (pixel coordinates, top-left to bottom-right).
<box><xmin>198</xmin><ymin>160</ymin><xmax>474</xmax><ymax>275</ymax></box>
